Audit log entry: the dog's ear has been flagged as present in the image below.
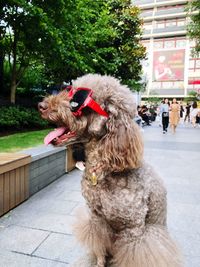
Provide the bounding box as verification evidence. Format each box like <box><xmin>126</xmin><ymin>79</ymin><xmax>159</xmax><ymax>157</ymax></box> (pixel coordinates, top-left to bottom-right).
<box><xmin>99</xmin><ymin>109</ymin><xmax>143</xmax><ymax>171</ymax></box>
<box><xmin>88</xmin><ymin>115</ymin><xmax>107</xmax><ymax>137</ymax></box>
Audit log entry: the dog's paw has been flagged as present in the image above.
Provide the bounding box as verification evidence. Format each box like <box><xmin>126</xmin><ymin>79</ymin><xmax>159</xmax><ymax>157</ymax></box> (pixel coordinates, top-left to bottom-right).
<box><xmin>72</xmin><ymin>253</ymin><xmax>96</xmax><ymax>267</ymax></box>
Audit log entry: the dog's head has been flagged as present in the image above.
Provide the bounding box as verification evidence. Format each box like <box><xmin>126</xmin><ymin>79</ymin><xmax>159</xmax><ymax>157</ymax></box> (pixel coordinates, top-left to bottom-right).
<box><xmin>39</xmin><ymin>74</ymin><xmax>143</xmax><ymax>170</ymax></box>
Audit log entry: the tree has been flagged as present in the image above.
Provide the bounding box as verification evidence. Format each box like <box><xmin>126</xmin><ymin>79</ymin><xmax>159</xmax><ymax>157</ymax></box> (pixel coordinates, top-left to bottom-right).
<box><xmin>0</xmin><ymin>1</ymin><xmax>7</xmax><ymax>93</ymax></box>
<box><xmin>184</xmin><ymin>90</ymin><xmax>199</xmax><ymax>102</ymax></box>
<box><xmin>187</xmin><ymin>0</ymin><xmax>200</xmax><ymax>55</ymax></box>
<box><xmin>1</xmin><ymin>0</ymin><xmax>145</xmax><ymax>103</ymax></box>
<box><xmin>43</xmin><ymin>0</ymin><xmax>117</xmax><ymax>82</ymax></box>
<box><xmin>64</xmin><ymin>0</ymin><xmax>146</xmax><ymax>90</ymax></box>
<box><xmin>108</xmin><ymin>0</ymin><xmax>146</xmax><ymax>89</ymax></box>
<box><xmin>1</xmin><ymin>0</ymin><xmax>73</xmax><ymax>103</ymax></box>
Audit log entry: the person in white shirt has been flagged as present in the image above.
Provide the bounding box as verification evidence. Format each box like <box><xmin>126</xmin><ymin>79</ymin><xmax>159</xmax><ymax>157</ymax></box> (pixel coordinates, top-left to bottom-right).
<box><xmin>160</xmin><ymin>98</ymin><xmax>170</xmax><ymax>134</ymax></box>
<box><xmin>190</xmin><ymin>101</ymin><xmax>199</xmax><ymax>128</ymax></box>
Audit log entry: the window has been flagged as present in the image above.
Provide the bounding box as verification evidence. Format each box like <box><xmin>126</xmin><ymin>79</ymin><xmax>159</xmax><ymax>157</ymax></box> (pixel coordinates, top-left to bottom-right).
<box><xmin>164</xmin><ymin>40</ymin><xmax>175</xmax><ymax>48</ymax></box>
<box><xmin>195</xmin><ymin>59</ymin><xmax>200</xmax><ymax>69</ymax></box>
<box><xmin>142</xmin><ymin>9</ymin><xmax>153</xmax><ymax>16</ymax></box>
<box><xmin>144</xmin><ymin>23</ymin><xmax>152</xmax><ymax>30</ymax></box>
<box><xmin>153</xmin><ymin>18</ymin><xmax>186</xmax><ymax>30</ymax></box>
<box><xmin>166</xmin><ymin>20</ymin><xmax>176</xmax><ymax>27</ymax></box>
<box><xmin>153</xmin><ymin>41</ymin><xmax>163</xmax><ymax>49</ymax></box>
<box><xmin>157</xmin><ymin>5</ymin><xmax>184</xmax><ymax>12</ymax></box>
<box><xmin>176</xmin><ymin>40</ymin><xmax>186</xmax><ymax>48</ymax></box>
<box><xmin>177</xmin><ymin>20</ymin><xmax>185</xmax><ymax>26</ymax></box>
<box><xmin>153</xmin><ymin>38</ymin><xmax>186</xmax><ymax>50</ymax></box>
<box><xmin>189</xmin><ymin>60</ymin><xmax>195</xmax><ymax>69</ymax></box>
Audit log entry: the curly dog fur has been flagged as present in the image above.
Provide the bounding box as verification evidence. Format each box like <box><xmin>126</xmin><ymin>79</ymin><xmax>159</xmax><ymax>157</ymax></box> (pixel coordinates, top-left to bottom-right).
<box><xmin>39</xmin><ymin>74</ymin><xmax>183</xmax><ymax>267</ymax></box>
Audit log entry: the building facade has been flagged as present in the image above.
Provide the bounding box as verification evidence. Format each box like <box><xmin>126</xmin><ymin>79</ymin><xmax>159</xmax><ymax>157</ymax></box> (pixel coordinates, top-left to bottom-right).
<box><xmin>134</xmin><ymin>0</ymin><xmax>200</xmax><ymax>99</ymax></box>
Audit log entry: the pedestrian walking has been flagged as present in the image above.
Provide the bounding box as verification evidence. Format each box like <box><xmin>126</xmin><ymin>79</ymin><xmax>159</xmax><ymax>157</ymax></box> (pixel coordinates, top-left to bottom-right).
<box><xmin>179</xmin><ymin>102</ymin><xmax>184</xmax><ymax>124</ymax></box>
<box><xmin>157</xmin><ymin>101</ymin><xmax>163</xmax><ymax>127</ymax></box>
<box><xmin>170</xmin><ymin>98</ymin><xmax>180</xmax><ymax>134</ymax></box>
<box><xmin>160</xmin><ymin>98</ymin><xmax>170</xmax><ymax>134</ymax></box>
<box><xmin>190</xmin><ymin>101</ymin><xmax>199</xmax><ymax>128</ymax></box>
<box><xmin>184</xmin><ymin>102</ymin><xmax>191</xmax><ymax>123</ymax></box>
<box><xmin>197</xmin><ymin>110</ymin><xmax>200</xmax><ymax>127</ymax></box>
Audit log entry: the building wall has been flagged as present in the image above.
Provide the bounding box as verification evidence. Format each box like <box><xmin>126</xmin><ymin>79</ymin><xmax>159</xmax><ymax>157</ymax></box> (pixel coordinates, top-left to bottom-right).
<box><xmin>133</xmin><ymin>0</ymin><xmax>200</xmax><ymax>98</ymax></box>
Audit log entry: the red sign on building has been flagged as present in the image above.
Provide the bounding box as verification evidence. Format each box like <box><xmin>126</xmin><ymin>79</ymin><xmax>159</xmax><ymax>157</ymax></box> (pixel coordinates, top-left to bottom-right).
<box><xmin>153</xmin><ymin>49</ymin><xmax>185</xmax><ymax>82</ymax></box>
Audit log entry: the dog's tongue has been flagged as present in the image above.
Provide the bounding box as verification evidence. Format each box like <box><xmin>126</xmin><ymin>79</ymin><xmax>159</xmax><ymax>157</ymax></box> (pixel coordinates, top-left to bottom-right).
<box><xmin>44</xmin><ymin>127</ymin><xmax>67</xmax><ymax>145</ymax></box>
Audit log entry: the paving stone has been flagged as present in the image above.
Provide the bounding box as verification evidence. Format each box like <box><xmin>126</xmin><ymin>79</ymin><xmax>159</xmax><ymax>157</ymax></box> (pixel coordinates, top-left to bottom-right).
<box><xmin>0</xmin><ymin>250</ymin><xmax>68</xmax><ymax>267</ymax></box>
<box><xmin>168</xmin><ymin>202</ymin><xmax>200</xmax><ymax>219</ymax></box>
<box><xmin>70</xmin><ymin>203</ymin><xmax>87</xmax><ymax>216</ymax></box>
<box><xmin>12</xmin><ymin>197</ymin><xmax>78</xmax><ymax>216</ymax></box>
<box><xmin>57</xmin><ymin>190</ymin><xmax>85</xmax><ymax>203</ymax></box>
<box><xmin>171</xmin><ymin>230</ymin><xmax>200</xmax><ymax>258</ymax></box>
<box><xmin>0</xmin><ymin>225</ymin><xmax>49</xmax><ymax>254</ymax></box>
<box><xmin>7</xmin><ymin>211</ymin><xmax>75</xmax><ymax>234</ymax></box>
<box><xmin>33</xmin><ymin>232</ymin><xmax>84</xmax><ymax>264</ymax></box>
<box><xmin>185</xmin><ymin>256</ymin><xmax>200</xmax><ymax>267</ymax></box>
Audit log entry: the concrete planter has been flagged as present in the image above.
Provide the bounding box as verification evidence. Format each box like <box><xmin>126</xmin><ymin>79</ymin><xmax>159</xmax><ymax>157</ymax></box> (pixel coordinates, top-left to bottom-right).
<box><xmin>0</xmin><ymin>145</ymin><xmax>75</xmax><ymax>216</ymax></box>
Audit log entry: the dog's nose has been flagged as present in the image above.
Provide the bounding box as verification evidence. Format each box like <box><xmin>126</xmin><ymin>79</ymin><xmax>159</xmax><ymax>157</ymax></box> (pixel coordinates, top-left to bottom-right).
<box><xmin>38</xmin><ymin>102</ymin><xmax>48</xmax><ymax>113</ymax></box>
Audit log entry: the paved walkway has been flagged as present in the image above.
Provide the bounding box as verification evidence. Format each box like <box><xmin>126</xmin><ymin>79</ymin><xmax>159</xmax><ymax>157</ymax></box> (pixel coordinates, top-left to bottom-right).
<box><xmin>0</xmin><ymin>123</ymin><xmax>200</xmax><ymax>266</ymax></box>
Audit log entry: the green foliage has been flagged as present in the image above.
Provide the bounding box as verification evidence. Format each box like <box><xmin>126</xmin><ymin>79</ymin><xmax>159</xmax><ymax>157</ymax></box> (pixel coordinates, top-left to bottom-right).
<box><xmin>147</xmin><ymin>90</ymin><xmax>161</xmax><ymax>105</ymax></box>
<box><xmin>109</xmin><ymin>0</ymin><xmax>146</xmax><ymax>85</ymax></box>
<box><xmin>1</xmin><ymin>0</ymin><xmax>145</xmax><ymax>102</ymax></box>
<box><xmin>184</xmin><ymin>90</ymin><xmax>199</xmax><ymax>102</ymax></box>
<box><xmin>0</xmin><ymin>106</ymin><xmax>49</xmax><ymax>131</ymax></box>
<box><xmin>20</xmin><ymin>63</ymin><xmax>47</xmax><ymax>91</ymax></box>
<box><xmin>187</xmin><ymin>0</ymin><xmax>200</xmax><ymax>55</ymax></box>
<box><xmin>147</xmin><ymin>97</ymin><xmax>161</xmax><ymax>105</ymax></box>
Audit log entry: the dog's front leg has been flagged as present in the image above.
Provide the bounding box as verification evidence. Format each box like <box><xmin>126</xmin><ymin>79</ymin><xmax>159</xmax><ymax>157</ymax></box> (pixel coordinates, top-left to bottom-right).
<box><xmin>73</xmin><ymin>209</ymin><xmax>111</xmax><ymax>267</ymax></box>
<box><xmin>95</xmin><ymin>255</ymin><xmax>106</xmax><ymax>267</ymax></box>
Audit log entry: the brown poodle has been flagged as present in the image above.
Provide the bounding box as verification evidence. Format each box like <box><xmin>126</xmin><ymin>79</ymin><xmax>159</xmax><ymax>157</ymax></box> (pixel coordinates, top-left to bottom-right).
<box><xmin>39</xmin><ymin>74</ymin><xmax>183</xmax><ymax>267</ymax></box>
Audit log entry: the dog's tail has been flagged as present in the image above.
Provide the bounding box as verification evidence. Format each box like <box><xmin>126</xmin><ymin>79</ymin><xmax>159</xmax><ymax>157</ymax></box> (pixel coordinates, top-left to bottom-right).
<box><xmin>112</xmin><ymin>224</ymin><xmax>183</xmax><ymax>267</ymax></box>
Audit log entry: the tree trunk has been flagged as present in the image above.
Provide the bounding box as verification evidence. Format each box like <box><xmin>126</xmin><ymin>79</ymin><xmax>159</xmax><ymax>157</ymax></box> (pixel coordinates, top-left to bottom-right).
<box><xmin>0</xmin><ymin>53</ymin><xmax>4</xmax><ymax>93</ymax></box>
<box><xmin>0</xmin><ymin>30</ymin><xmax>4</xmax><ymax>93</ymax></box>
<box><xmin>10</xmin><ymin>72</ymin><xmax>17</xmax><ymax>104</ymax></box>
<box><xmin>10</xmin><ymin>28</ymin><xmax>17</xmax><ymax>104</ymax></box>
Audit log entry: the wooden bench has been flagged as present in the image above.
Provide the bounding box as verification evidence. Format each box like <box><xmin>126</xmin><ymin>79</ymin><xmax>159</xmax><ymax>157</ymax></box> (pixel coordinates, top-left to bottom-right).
<box><xmin>0</xmin><ymin>153</ymin><xmax>31</xmax><ymax>217</ymax></box>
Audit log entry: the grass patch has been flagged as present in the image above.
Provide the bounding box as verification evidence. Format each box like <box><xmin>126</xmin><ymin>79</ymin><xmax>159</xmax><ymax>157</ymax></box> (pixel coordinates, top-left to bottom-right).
<box><xmin>0</xmin><ymin>129</ymin><xmax>52</xmax><ymax>152</ymax></box>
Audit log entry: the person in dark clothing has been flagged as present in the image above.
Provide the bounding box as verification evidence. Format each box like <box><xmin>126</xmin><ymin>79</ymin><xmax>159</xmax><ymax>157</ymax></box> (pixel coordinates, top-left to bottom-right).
<box><xmin>72</xmin><ymin>143</ymin><xmax>85</xmax><ymax>171</ymax></box>
<box><xmin>139</xmin><ymin>105</ymin><xmax>151</xmax><ymax>126</ymax></box>
<box><xmin>180</xmin><ymin>105</ymin><xmax>184</xmax><ymax>118</ymax></box>
<box><xmin>184</xmin><ymin>103</ymin><xmax>191</xmax><ymax>123</ymax></box>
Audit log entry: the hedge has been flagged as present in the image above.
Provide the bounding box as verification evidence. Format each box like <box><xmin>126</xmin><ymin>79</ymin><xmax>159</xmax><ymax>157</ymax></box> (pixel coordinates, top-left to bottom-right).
<box><xmin>0</xmin><ymin>106</ymin><xmax>49</xmax><ymax>131</ymax></box>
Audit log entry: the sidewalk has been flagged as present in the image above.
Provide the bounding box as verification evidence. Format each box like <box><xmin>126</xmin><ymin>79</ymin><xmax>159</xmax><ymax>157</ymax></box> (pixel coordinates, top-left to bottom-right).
<box><xmin>0</xmin><ymin>124</ymin><xmax>200</xmax><ymax>266</ymax></box>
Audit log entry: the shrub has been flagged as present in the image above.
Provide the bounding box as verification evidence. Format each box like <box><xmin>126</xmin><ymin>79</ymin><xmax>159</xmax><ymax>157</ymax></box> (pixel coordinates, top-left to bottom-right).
<box><xmin>0</xmin><ymin>106</ymin><xmax>49</xmax><ymax>131</ymax></box>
